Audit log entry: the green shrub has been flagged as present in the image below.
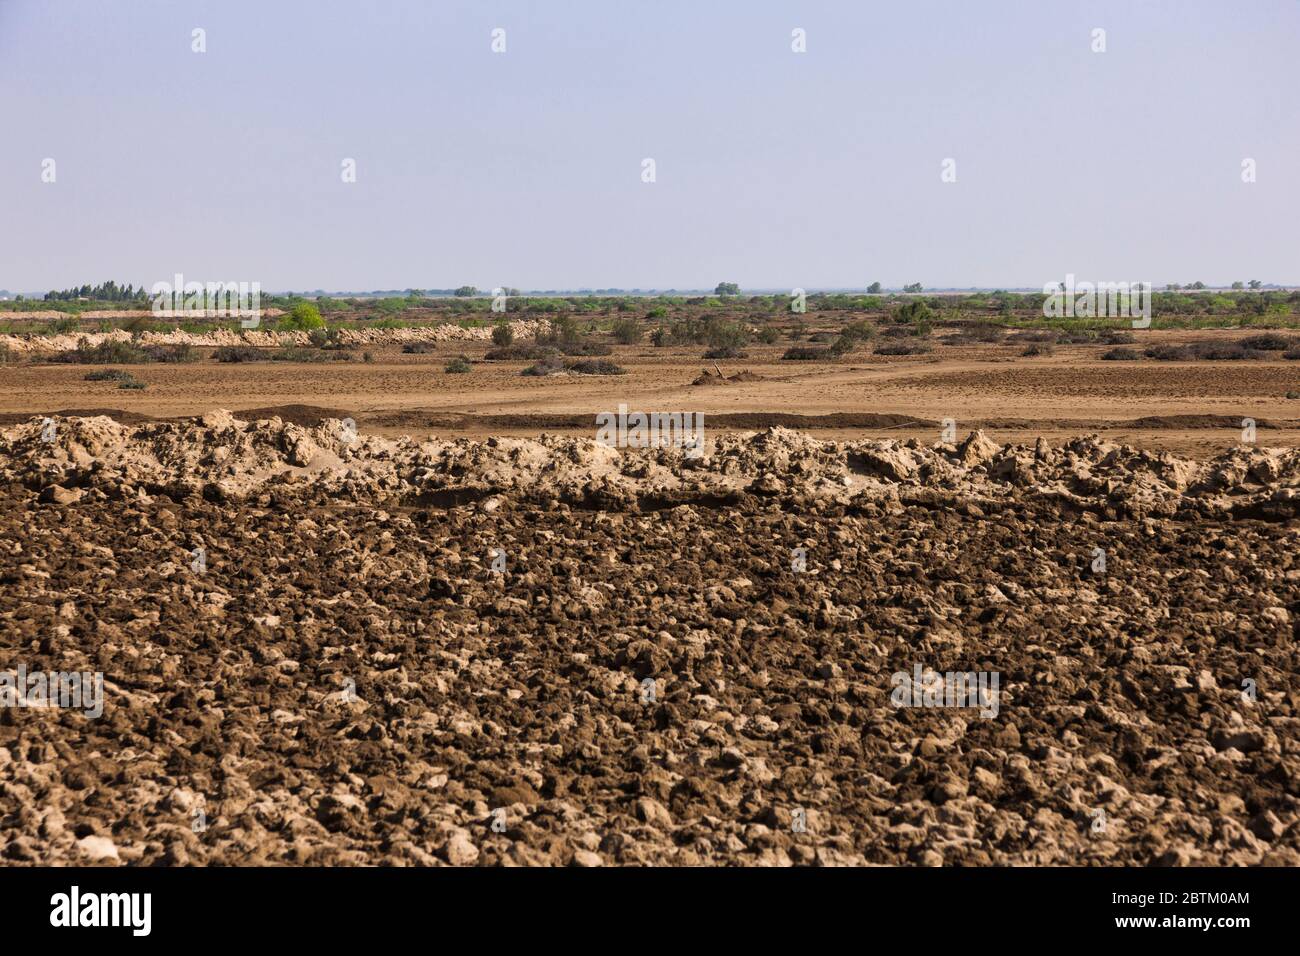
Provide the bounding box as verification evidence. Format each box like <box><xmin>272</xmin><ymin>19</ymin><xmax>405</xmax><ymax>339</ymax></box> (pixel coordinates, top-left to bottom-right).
<box><xmin>84</xmin><ymin>368</ymin><xmax>134</xmax><ymax>381</ymax></box>
<box><xmin>705</xmin><ymin>320</ymin><xmax>750</xmax><ymax>352</ymax></box>
<box><xmin>892</xmin><ymin>301</ymin><xmax>932</xmax><ymax>325</ymax></box>
<box><xmin>492</xmin><ymin>322</ymin><xmax>514</xmax><ymax>347</ymax></box>
<box><xmin>839</xmin><ymin>320</ymin><xmax>876</xmax><ymax>342</ymax></box>
<box><xmin>445</xmin><ymin>356</ymin><xmax>472</xmax><ymax>373</ymax></box>
<box><xmin>49</xmin><ymin>339</ymin><xmax>150</xmax><ymax>364</ymax></box>
<box><xmin>279</xmin><ymin>303</ymin><xmax>325</xmax><ymax>331</ymax></box>
<box><xmin>611</xmin><ymin>319</ymin><xmax>641</xmax><ymax>344</ymax></box>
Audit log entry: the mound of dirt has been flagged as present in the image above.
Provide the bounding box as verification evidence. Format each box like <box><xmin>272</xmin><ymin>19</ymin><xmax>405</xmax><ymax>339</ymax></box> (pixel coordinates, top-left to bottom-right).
<box><xmin>5</xmin><ymin>414</ymin><xmax>1300</xmax><ymax>521</ymax></box>
<box><xmin>0</xmin><ymin>320</ymin><xmax>552</xmax><ymax>355</ymax></box>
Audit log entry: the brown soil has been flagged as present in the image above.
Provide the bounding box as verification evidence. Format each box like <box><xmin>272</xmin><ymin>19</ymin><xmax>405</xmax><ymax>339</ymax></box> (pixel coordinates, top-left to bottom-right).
<box><xmin>0</xmin><ymin>414</ymin><xmax>1297</xmax><ymax>865</ymax></box>
<box><xmin>3</xmin><ymin>329</ymin><xmax>1299</xmax><ymax>458</ymax></box>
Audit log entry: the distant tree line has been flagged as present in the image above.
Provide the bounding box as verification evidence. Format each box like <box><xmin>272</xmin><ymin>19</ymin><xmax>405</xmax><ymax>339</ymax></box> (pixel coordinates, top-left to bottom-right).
<box><xmin>44</xmin><ymin>281</ymin><xmax>148</xmax><ymax>302</ymax></box>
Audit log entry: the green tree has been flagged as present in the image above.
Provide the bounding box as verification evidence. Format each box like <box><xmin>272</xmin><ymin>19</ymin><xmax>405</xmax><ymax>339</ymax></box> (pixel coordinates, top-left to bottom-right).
<box><xmin>867</xmin><ymin>281</ymin><xmax>882</xmax><ymax>294</ymax></box>
<box><xmin>454</xmin><ymin>285</ymin><xmax>479</xmax><ymax>297</ymax></box>
<box><xmin>281</xmin><ymin>302</ymin><xmax>325</xmax><ymax>331</ymax></box>
<box><xmin>903</xmin><ymin>282</ymin><xmax>923</xmax><ymax>294</ymax></box>
<box><xmin>715</xmin><ymin>282</ymin><xmax>740</xmax><ymax>296</ymax></box>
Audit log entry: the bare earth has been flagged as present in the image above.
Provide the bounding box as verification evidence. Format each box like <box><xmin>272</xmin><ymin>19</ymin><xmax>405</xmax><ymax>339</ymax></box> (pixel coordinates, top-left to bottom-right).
<box><xmin>2</xmin><ymin>328</ymin><xmax>1300</xmax><ymax>458</ymax></box>
<box><xmin>1</xmin><ymin>330</ymin><xmax>1298</xmax><ymax>866</ymax></box>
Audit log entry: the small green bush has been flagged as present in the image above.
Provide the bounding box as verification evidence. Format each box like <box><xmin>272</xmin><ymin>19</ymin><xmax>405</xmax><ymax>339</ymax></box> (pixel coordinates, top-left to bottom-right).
<box><xmin>279</xmin><ymin>303</ymin><xmax>326</xmax><ymax>331</ymax></box>
<box><xmin>50</xmin><ymin>339</ymin><xmax>150</xmax><ymax>364</ymax></box>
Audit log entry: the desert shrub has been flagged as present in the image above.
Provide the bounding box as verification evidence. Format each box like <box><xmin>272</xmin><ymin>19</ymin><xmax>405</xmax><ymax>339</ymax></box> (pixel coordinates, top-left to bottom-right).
<box><xmin>84</xmin><ymin>368</ymin><xmax>134</xmax><ymax>381</ymax></box>
<box><xmin>537</xmin><ymin>314</ymin><xmax>581</xmax><ymax>346</ymax></box>
<box><xmin>402</xmin><ymin>342</ymin><xmax>437</xmax><ymax>354</ymax></box>
<box><xmin>873</xmin><ymin>342</ymin><xmax>932</xmax><ymax>356</ymax></box>
<box><xmin>1009</xmin><ymin>330</ymin><xmax>1058</xmax><ymax>344</ymax></box>
<box><xmin>213</xmin><ymin>345</ymin><xmax>266</xmax><ymax>363</ymax></box>
<box><xmin>491</xmin><ymin>322</ymin><xmax>514</xmax><ymax>347</ymax></box>
<box><xmin>49</xmin><ymin>339</ymin><xmax>150</xmax><ymax>364</ymax></box>
<box><xmin>1057</xmin><ymin>331</ymin><xmax>1100</xmax><ymax>344</ymax></box>
<box><xmin>279</xmin><ymin>303</ymin><xmax>325</xmax><ymax>332</ymax></box>
<box><xmin>486</xmin><ymin>344</ymin><xmax>551</xmax><ymax>361</ymax></box>
<box><xmin>808</xmin><ymin>332</ymin><xmax>835</xmax><ymax>343</ymax></box>
<box><xmin>782</xmin><ymin>346</ymin><xmax>829</xmax><ymax>360</ymax></box>
<box><xmin>970</xmin><ymin>323</ymin><xmax>1005</xmax><ymax>342</ymax></box>
<box><xmin>522</xmin><ymin>354</ymin><xmax>565</xmax><ymax>376</ymax></box>
<box><xmin>611</xmin><ymin>319</ymin><xmax>641</xmax><ymax>345</ymax></box>
<box><xmin>882</xmin><ymin>326</ymin><xmax>919</xmax><ymax>339</ymax></box>
<box><xmin>839</xmin><ymin>320</ymin><xmax>876</xmax><ymax>342</ymax></box>
<box><xmin>363</xmin><ymin>351</ymin><xmax>374</xmax><ymax>363</ymax></box>
<box><xmin>1144</xmin><ymin>343</ymin><xmax>1257</xmax><ymax>361</ymax></box>
<box><xmin>567</xmin><ymin>359</ymin><xmax>625</xmax><ymax>375</ymax></box>
<box><xmin>1101</xmin><ymin>347</ymin><xmax>1141</xmax><ymax>361</ymax></box>
<box><xmin>142</xmin><ymin>344</ymin><xmax>198</xmax><ymax>363</ymax></box>
<box><xmin>1189</xmin><ymin>342</ymin><xmax>1254</xmax><ymax>360</ymax></box>
<box><xmin>1283</xmin><ymin>349</ymin><xmax>1300</xmax><ymax>360</ymax></box>
<box><xmin>1143</xmin><ymin>344</ymin><xmax>1192</xmax><ymax>361</ymax></box>
<box><xmin>1100</xmin><ymin>330</ymin><xmax>1136</xmax><ymax>344</ymax></box>
<box><xmin>444</xmin><ymin>356</ymin><xmax>472</xmax><ymax>373</ymax></box>
<box><xmin>649</xmin><ymin>327</ymin><xmax>669</xmax><ymax>347</ymax></box>
<box><xmin>117</xmin><ymin>378</ymin><xmax>147</xmax><ymax>390</ymax></box>
<box><xmin>756</xmin><ymin>326</ymin><xmax>781</xmax><ymax>344</ymax></box>
<box><xmin>1021</xmin><ymin>344</ymin><xmax>1053</xmax><ymax>357</ymax></box>
<box><xmin>891</xmin><ymin>301</ymin><xmax>932</xmax><ymax>325</ymax></box>
<box><xmin>0</xmin><ymin>343</ymin><xmax>14</xmax><ymax>365</ymax></box>
<box><xmin>957</xmin><ymin>323</ymin><xmax>1005</xmax><ymax>343</ymax></box>
<box><xmin>662</xmin><ymin>318</ymin><xmax>705</xmax><ymax>346</ymax></box>
<box><xmin>788</xmin><ymin>320</ymin><xmax>806</xmax><ymax>340</ymax></box>
<box><xmin>828</xmin><ymin>335</ymin><xmax>858</xmax><ymax>357</ymax></box>
<box><xmin>270</xmin><ymin>347</ymin><xmax>353</xmax><ymax>362</ymax></box>
<box><xmin>703</xmin><ymin>346</ymin><xmax>748</xmax><ymax>359</ymax></box>
<box><xmin>1237</xmin><ymin>333</ymin><xmax>1292</xmax><ymax>351</ymax></box>
<box><xmin>523</xmin><ymin>356</ymin><xmax>625</xmax><ymax>376</ymax></box>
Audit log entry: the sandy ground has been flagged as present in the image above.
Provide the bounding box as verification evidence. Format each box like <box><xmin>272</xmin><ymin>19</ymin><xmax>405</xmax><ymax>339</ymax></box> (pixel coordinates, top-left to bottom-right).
<box><xmin>2</xmin><ymin>330</ymin><xmax>1300</xmax><ymax>458</ymax></box>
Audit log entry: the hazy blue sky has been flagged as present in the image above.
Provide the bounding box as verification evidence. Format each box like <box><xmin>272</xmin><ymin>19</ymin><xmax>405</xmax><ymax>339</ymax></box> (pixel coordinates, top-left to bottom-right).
<box><xmin>2</xmin><ymin>0</ymin><xmax>1296</xmax><ymax>291</ymax></box>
